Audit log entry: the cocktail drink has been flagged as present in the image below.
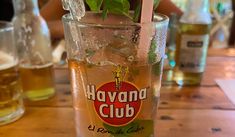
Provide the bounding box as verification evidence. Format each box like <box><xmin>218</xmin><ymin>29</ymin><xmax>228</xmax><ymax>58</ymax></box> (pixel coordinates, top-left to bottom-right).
<box><xmin>63</xmin><ymin>12</ymin><xmax>168</xmax><ymax>137</ymax></box>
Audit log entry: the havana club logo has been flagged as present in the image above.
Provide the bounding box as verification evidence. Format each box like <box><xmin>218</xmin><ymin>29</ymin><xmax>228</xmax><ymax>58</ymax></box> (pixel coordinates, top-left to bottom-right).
<box><xmin>86</xmin><ymin>65</ymin><xmax>148</xmax><ymax>126</ymax></box>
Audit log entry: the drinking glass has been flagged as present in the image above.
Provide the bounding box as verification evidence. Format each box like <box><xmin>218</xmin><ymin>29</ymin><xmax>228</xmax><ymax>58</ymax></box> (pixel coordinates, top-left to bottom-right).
<box><xmin>0</xmin><ymin>21</ymin><xmax>24</xmax><ymax>126</ymax></box>
<box><xmin>63</xmin><ymin>12</ymin><xmax>168</xmax><ymax>137</ymax></box>
<box><xmin>12</xmin><ymin>0</ymin><xmax>55</xmax><ymax>101</ymax></box>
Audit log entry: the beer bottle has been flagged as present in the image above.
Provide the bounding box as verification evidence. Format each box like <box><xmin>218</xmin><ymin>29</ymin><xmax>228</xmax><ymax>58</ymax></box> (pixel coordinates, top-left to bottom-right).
<box><xmin>12</xmin><ymin>0</ymin><xmax>55</xmax><ymax>101</ymax></box>
<box><xmin>174</xmin><ymin>0</ymin><xmax>212</xmax><ymax>86</ymax></box>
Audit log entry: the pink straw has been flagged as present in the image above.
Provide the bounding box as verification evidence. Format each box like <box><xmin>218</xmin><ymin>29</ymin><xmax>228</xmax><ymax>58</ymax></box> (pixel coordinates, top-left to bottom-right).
<box><xmin>140</xmin><ymin>0</ymin><xmax>154</xmax><ymax>23</ymax></box>
<box><xmin>138</xmin><ymin>0</ymin><xmax>154</xmax><ymax>63</ymax></box>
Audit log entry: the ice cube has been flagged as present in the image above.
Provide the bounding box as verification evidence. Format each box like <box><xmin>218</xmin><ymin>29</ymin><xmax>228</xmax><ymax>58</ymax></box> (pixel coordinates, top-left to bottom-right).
<box><xmin>85</xmin><ymin>47</ymin><xmax>110</xmax><ymax>66</ymax></box>
<box><xmin>85</xmin><ymin>39</ymin><xmax>138</xmax><ymax>66</ymax></box>
<box><xmin>105</xmin><ymin>42</ymin><xmax>137</xmax><ymax>65</ymax></box>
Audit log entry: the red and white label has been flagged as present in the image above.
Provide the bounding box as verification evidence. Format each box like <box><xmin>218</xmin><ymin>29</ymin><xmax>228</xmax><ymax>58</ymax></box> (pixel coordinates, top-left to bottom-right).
<box><xmin>86</xmin><ymin>82</ymin><xmax>147</xmax><ymax>126</ymax></box>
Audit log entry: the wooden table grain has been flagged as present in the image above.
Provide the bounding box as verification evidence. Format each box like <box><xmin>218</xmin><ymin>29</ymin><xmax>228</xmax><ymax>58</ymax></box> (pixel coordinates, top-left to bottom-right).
<box><xmin>1</xmin><ymin>48</ymin><xmax>235</xmax><ymax>137</ymax></box>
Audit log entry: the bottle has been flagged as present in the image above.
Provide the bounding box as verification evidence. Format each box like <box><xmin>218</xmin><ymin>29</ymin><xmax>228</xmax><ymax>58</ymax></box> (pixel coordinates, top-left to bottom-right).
<box><xmin>12</xmin><ymin>0</ymin><xmax>55</xmax><ymax>101</ymax></box>
<box><xmin>174</xmin><ymin>0</ymin><xmax>212</xmax><ymax>86</ymax></box>
<box><xmin>162</xmin><ymin>13</ymin><xmax>178</xmax><ymax>85</ymax></box>
<box><xmin>229</xmin><ymin>0</ymin><xmax>235</xmax><ymax>47</ymax></box>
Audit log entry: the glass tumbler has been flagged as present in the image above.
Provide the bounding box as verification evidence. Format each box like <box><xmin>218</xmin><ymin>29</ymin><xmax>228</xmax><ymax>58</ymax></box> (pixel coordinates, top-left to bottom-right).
<box><xmin>63</xmin><ymin>12</ymin><xmax>168</xmax><ymax>137</ymax></box>
<box><xmin>0</xmin><ymin>21</ymin><xmax>24</xmax><ymax>126</ymax></box>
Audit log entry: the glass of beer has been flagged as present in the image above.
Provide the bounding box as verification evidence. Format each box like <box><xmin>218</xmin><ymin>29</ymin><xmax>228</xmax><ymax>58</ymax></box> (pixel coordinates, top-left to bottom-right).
<box><xmin>63</xmin><ymin>13</ymin><xmax>168</xmax><ymax>137</ymax></box>
<box><xmin>0</xmin><ymin>21</ymin><xmax>24</xmax><ymax>125</ymax></box>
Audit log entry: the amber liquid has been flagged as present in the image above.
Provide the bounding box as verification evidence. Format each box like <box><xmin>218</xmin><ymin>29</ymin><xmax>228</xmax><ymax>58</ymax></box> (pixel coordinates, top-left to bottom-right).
<box><xmin>174</xmin><ymin>23</ymin><xmax>210</xmax><ymax>86</ymax></box>
<box><xmin>0</xmin><ymin>53</ymin><xmax>24</xmax><ymax>125</ymax></box>
<box><xmin>68</xmin><ymin>59</ymin><xmax>162</xmax><ymax>137</ymax></box>
<box><xmin>19</xmin><ymin>63</ymin><xmax>55</xmax><ymax>101</ymax></box>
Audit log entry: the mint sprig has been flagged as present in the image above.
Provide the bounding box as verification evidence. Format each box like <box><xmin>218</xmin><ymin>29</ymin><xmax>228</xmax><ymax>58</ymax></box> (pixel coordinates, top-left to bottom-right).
<box><xmin>85</xmin><ymin>0</ymin><xmax>161</xmax><ymax>22</ymax></box>
<box><xmin>102</xmin><ymin>0</ymin><xmax>131</xmax><ymax>20</ymax></box>
<box><xmin>85</xmin><ymin>0</ymin><xmax>103</xmax><ymax>11</ymax></box>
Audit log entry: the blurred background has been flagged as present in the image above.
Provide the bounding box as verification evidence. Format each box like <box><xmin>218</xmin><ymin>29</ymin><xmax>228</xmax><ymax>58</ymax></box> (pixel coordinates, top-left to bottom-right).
<box><xmin>172</xmin><ymin>0</ymin><xmax>233</xmax><ymax>48</ymax></box>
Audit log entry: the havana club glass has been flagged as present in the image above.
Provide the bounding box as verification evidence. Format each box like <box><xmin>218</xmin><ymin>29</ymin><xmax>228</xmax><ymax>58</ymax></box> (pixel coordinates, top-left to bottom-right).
<box><xmin>63</xmin><ymin>12</ymin><xmax>168</xmax><ymax>137</ymax></box>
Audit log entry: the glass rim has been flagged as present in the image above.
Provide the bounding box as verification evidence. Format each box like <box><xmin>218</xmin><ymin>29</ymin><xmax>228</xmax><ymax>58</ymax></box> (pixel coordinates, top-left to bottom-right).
<box><xmin>62</xmin><ymin>11</ymin><xmax>169</xmax><ymax>28</ymax></box>
<box><xmin>0</xmin><ymin>21</ymin><xmax>13</xmax><ymax>32</ymax></box>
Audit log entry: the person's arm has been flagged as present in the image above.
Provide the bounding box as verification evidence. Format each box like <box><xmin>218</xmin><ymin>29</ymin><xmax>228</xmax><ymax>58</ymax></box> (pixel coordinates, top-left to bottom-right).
<box><xmin>156</xmin><ymin>0</ymin><xmax>183</xmax><ymax>17</ymax></box>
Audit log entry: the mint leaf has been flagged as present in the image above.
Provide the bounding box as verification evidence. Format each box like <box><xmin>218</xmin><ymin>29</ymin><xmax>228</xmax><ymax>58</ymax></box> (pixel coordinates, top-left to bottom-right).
<box><xmin>154</xmin><ymin>0</ymin><xmax>161</xmax><ymax>10</ymax></box>
<box><xmin>148</xmin><ymin>38</ymin><xmax>163</xmax><ymax>76</ymax></box>
<box><xmin>102</xmin><ymin>0</ymin><xmax>110</xmax><ymax>19</ymax></box>
<box><xmin>109</xmin><ymin>0</ymin><xmax>130</xmax><ymax>15</ymax></box>
<box><xmin>102</xmin><ymin>9</ymin><xmax>108</xmax><ymax>19</ymax></box>
<box><xmin>133</xmin><ymin>3</ymin><xmax>141</xmax><ymax>22</ymax></box>
<box><xmin>101</xmin><ymin>0</ymin><xmax>131</xmax><ymax>20</ymax></box>
<box><xmin>85</xmin><ymin>0</ymin><xmax>103</xmax><ymax>11</ymax></box>
<box><xmin>152</xmin><ymin>58</ymin><xmax>163</xmax><ymax>76</ymax></box>
<box><xmin>85</xmin><ymin>0</ymin><xmax>158</xmax><ymax>22</ymax></box>
<box><xmin>85</xmin><ymin>49</ymin><xmax>96</xmax><ymax>57</ymax></box>
<box><xmin>148</xmin><ymin>39</ymin><xmax>157</xmax><ymax>64</ymax></box>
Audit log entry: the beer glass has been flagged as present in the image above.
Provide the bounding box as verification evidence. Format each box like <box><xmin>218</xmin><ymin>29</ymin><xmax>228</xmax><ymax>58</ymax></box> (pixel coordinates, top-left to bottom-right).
<box><xmin>63</xmin><ymin>13</ymin><xmax>168</xmax><ymax>137</ymax></box>
<box><xmin>0</xmin><ymin>21</ymin><xmax>24</xmax><ymax>125</ymax></box>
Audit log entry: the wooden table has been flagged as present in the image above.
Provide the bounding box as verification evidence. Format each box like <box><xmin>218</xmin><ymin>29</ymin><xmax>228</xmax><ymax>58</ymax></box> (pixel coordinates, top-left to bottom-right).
<box><xmin>1</xmin><ymin>48</ymin><xmax>235</xmax><ymax>137</ymax></box>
